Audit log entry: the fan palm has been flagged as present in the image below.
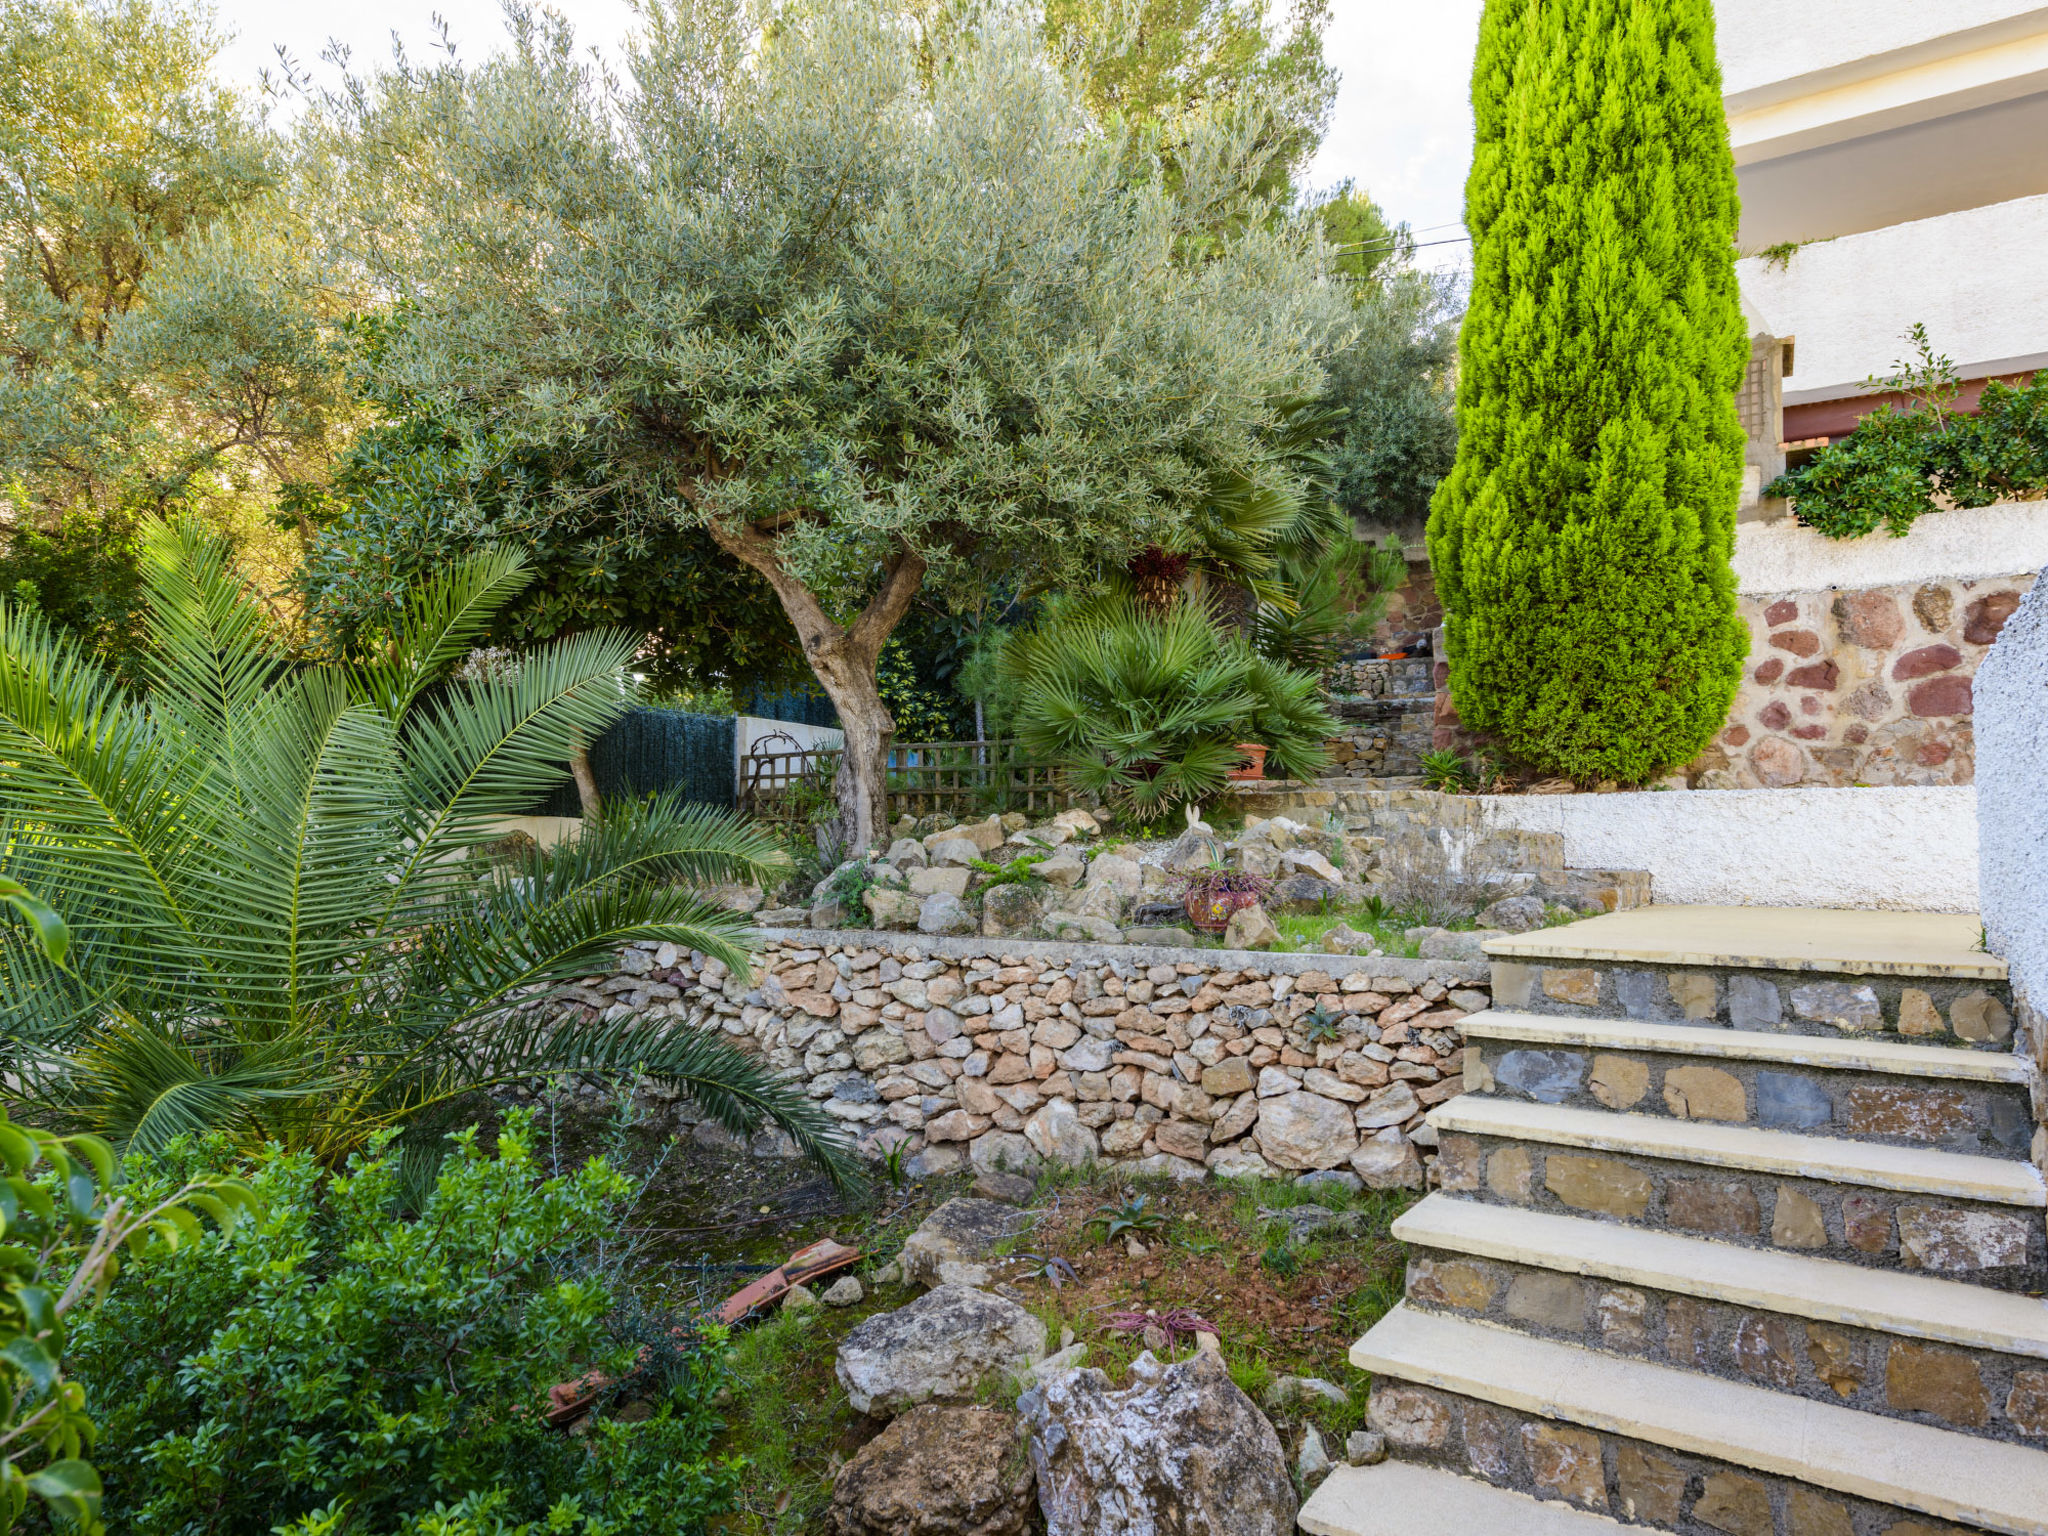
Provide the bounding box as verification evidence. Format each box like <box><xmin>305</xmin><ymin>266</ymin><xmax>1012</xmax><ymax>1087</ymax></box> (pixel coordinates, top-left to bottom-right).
<box><xmin>1009</xmin><ymin>597</ymin><xmax>1334</xmax><ymax>817</ymax></box>
<box><xmin>0</xmin><ymin>519</ymin><xmax>857</xmax><ymax>1184</ymax></box>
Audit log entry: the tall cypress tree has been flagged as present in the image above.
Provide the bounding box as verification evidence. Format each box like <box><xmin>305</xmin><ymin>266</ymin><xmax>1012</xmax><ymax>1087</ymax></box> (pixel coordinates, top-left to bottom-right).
<box><xmin>1427</xmin><ymin>0</ymin><xmax>1749</xmax><ymax>784</ymax></box>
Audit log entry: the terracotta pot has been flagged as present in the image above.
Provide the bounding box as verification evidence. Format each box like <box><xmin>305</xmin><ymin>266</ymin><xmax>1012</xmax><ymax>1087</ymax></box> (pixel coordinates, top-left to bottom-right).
<box><xmin>1226</xmin><ymin>742</ymin><xmax>1268</xmax><ymax>781</ymax></box>
<box><xmin>1185</xmin><ymin>886</ymin><xmax>1260</xmax><ymax>934</ymax></box>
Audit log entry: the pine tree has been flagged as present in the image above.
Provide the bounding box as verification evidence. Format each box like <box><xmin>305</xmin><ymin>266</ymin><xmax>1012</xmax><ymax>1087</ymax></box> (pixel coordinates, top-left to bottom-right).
<box><xmin>1427</xmin><ymin>0</ymin><xmax>1749</xmax><ymax>784</ymax></box>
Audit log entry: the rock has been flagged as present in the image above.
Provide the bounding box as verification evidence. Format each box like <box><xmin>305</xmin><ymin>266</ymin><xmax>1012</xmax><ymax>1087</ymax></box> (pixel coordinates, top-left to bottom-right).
<box><xmin>1205</xmin><ymin>1144</ymin><xmax>1279</xmax><ymax>1180</ymax></box>
<box><xmin>823</xmin><ymin>1275</ymin><xmax>866</xmax><ymax>1308</ymax></box>
<box><xmin>1261</xmin><ymin>1204</ymin><xmax>1363</xmax><ymax>1246</ymax></box>
<box><xmin>1085</xmin><ymin>854</ymin><xmax>1142</xmax><ymax>896</ymax></box>
<box><xmin>705</xmin><ymin>882</ymin><xmax>765</xmax><ymax>913</ymax></box>
<box><xmin>1123</xmin><ymin>925</ymin><xmax>1196</xmax><ymax>946</ymax></box>
<box><xmin>1350</xmin><ymin>1126</ymin><xmax>1423</xmax><ymax>1189</ymax></box>
<box><xmin>970</xmin><ymin>1130</ymin><xmax>1045</xmax><ymax>1177</ymax></box>
<box><xmin>1046</xmin><ymin>914</ymin><xmax>1123</xmax><ymax>945</ymax></box>
<box><xmin>910</xmin><ymin>865</ymin><xmax>971</xmax><ymax>898</ymax></box>
<box><xmin>1353</xmin><ymin>1081</ymin><xmax>1420</xmax><ymax>1129</ymax></box>
<box><xmin>1476</xmin><ymin>895</ymin><xmax>1547</xmax><ymax>933</ymax></box>
<box><xmin>865</xmin><ymin>887</ymin><xmax>924</xmax><ymax>930</ymax></box>
<box><xmin>1267</xmin><ymin>875</ymin><xmax>1339</xmax><ymax>915</ymax></box>
<box><xmin>1280</xmin><ymin>848</ymin><xmax>1344</xmax><ymax>883</ymax></box>
<box><xmin>919</xmin><ymin>892</ymin><xmax>979</xmax><ymax>936</ymax></box>
<box><xmin>1037</xmin><ymin>851</ymin><xmax>1087</xmax><ymax>888</ymax></box>
<box><xmin>756</xmin><ymin>905</ymin><xmax>809</xmax><ymax>926</ymax></box>
<box><xmin>931</xmin><ymin>837</ymin><xmax>986</xmax><ymax>868</ymax></box>
<box><xmin>829</xmin><ymin>1404</ymin><xmax>1035</xmax><ymax>1536</ymax></box>
<box><xmin>1296</xmin><ymin>1425</ymin><xmax>1332</xmax><ymax>1488</ymax></box>
<box><xmin>982</xmin><ymin>884</ymin><xmax>1045</xmax><ymax>938</ymax></box>
<box><xmin>900</xmin><ymin>1199</ymin><xmax>1033</xmax><ymax>1289</ymax></box>
<box><xmin>1253</xmin><ymin>1092</ymin><xmax>1359</xmax><ymax>1170</ymax></box>
<box><xmin>783</xmin><ymin>1282</ymin><xmax>821</xmax><ymax>1312</ymax></box>
<box><xmin>1021</xmin><ymin>1350</ymin><xmax>1295</xmax><ymax>1535</ymax></box>
<box><xmin>973</xmin><ymin>1170</ymin><xmax>1039</xmax><ymax>1206</ymax></box>
<box><xmin>810</xmin><ymin>896</ymin><xmax>847</xmax><ymax>929</ymax></box>
<box><xmin>1266</xmin><ymin>1376</ymin><xmax>1352</xmax><ymax>1411</ymax></box>
<box><xmin>886</xmin><ymin>838</ymin><xmax>931</xmax><ymax>869</ymax></box>
<box><xmin>1019</xmin><ymin>1342</ymin><xmax>1090</xmax><ymax>1387</ymax></box>
<box><xmin>1320</xmin><ymin>924</ymin><xmax>1373</xmax><ymax>954</ymax></box>
<box><xmin>1201</xmin><ymin>1058</ymin><xmax>1256</xmax><ymax>1097</ymax></box>
<box><xmin>836</xmin><ymin>1286</ymin><xmax>1049</xmax><ymax>1417</ymax></box>
<box><xmin>1345</xmin><ymin>1430</ymin><xmax>1388</xmax><ymax>1466</ymax></box>
<box><xmin>1412</xmin><ymin>928</ymin><xmax>1501</xmax><ymax>961</ymax></box>
<box><xmin>1052</xmin><ymin>808</ymin><xmax>1101</xmax><ymax>836</ymax></box>
<box><xmin>1163</xmin><ymin>828</ymin><xmax>1229</xmax><ymax>874</ymax></box>
<box><xmin>1025</xmin><ymin>1099</ymin><xmax>1100</xmax><ymax>1165</ymax></box>
<box><xmin>1223</xmin><ymin>902</ymin><xmax>1280</xmax><ymax>950</ymax></box>
<box><xmin>1133</xmin><ymin>1152</ymin><xmax>1210</xmax><ymax>1181</ymax></box>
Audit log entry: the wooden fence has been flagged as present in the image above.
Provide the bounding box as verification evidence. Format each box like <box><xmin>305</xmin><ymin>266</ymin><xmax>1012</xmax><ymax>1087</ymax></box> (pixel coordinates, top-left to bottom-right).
<box><xmin>738</xmin><ymin>737</ymin><xmax>1065</xmax><ymax>827</ymax></box>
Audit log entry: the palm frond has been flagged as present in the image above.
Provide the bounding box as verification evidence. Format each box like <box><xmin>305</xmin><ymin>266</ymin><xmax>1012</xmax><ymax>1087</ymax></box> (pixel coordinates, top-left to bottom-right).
<box><xmin>448</xmin><ymin>1009</ymin><xmax>864</xmax><ymax>1190</ymax></box>
<box><xmin>351</xmin><ymin>547</ymin><xmax>534</xmax><ymax>719</ymax></box>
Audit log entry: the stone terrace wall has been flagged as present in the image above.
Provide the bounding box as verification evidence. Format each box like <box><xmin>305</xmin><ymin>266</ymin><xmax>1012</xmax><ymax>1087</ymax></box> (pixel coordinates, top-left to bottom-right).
<box><xmin>562</xmin><ymin>932</ymin><xmax>1490</xmax><ymax>1188</ymax></box>
<box><xmin>1689</xmin><ymin>574</ymin><xmax>2034</xmax><ymax>789</ymax></box>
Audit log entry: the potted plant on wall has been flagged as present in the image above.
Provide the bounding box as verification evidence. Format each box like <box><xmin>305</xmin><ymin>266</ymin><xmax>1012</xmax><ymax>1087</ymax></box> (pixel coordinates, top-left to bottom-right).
<box><xmin>1227</xmin><ymin>743</ymin><xmax>1269</xmax><ymax>781</ymax></box>
<box><xmin>1182</xmin><ymin>861</ymin><xmax>1273</xmax><ymax>934</ymax></box>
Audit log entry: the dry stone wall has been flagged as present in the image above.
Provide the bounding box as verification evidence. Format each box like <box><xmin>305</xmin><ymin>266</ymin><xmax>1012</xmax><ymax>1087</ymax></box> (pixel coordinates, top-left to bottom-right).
<box><xmin>559</xmin><ymin>932</ymin><xmax>1490</xmax><ymax>1188</ymax></box>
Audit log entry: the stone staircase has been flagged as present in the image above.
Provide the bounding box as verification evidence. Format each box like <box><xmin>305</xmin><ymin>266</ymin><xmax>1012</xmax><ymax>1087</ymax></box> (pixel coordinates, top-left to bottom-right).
<box><xmin>1298</xmin><ymin>906</ymin><xmax>2048</xmax><ymax>1536</ymax></box>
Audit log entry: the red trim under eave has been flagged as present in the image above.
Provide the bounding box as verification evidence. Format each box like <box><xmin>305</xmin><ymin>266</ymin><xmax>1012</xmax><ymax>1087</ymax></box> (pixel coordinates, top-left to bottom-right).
<box><xmin>1784</xmin><ymin>368</ymin><xmax>2039</xmax><ymax>444</ymax></box>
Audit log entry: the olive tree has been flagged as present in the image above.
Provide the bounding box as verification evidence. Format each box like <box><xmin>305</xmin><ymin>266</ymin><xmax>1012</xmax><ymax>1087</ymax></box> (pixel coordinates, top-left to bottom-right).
<box><xmin>309</xmin><ymin>0</ymin><xmax>1340</xmax><ymax>852</ymax></box>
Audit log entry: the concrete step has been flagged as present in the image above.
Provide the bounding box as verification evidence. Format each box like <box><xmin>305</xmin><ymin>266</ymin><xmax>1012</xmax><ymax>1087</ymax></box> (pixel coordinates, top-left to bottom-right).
<box><xmin>1435</xmin><ymin>1096</ymin><xmax>2046</xmax><ymax>1207</ymax></box>
<box><xmin>1463</xmin><ymin>1011</ymin><xmax>2036</xmax><ymax>1158</ymax></box>
<box><xmin>1352</xmin><ymin>1303</ymin><xmax>2048</xmax><ymax>1535</ymax></box>
<box><xmin>1394</xmin><ymin>1193</ymin><xmax>2048</xmax><ymax>1362</ymax></box>
<box><xmin>1483</xmin><ymin>905</ymin><xmax>2012</xmax><ymax>1043</ymax></box>
<box><xmin>1299</xmin><ymin>1460</ymin><xmax>1629</xmax><ymax>1536</ymax></box>
<box><xmin>1484</xmin><ymin>906</ymin><xmax>2004</xmax><ymax>981</ymax></box>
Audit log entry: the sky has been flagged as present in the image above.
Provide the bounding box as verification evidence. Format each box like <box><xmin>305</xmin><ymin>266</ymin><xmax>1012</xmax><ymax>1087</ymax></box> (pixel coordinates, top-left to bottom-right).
<box><xmin>209</xmin><ymin>0</ymin><xmax>1483</xmax><ymax>264</ymax></box>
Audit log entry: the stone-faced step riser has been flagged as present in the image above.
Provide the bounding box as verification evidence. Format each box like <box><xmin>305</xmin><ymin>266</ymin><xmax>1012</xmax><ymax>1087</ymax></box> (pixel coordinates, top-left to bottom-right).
<box><xmin>1436</xmin><ymin>1136</ymin><xmax>2048</xmax><ymax>1291</ymax></box>
<box><xmin>1403</xmin><ymin>1249</ymin><xmax>2048</xmax><ymax>1448</ymax></box>
<box><xmin>1491</xmin><ymin>962</ymin><xmax>2014</xmax><ymax>1047</ymax></box>
<box><xmin>1366</xmin><ymin>1378</ymin><xmax>1998</xmax><ymax>1536</ymax></box>
<box><xmin>1471</xmin><ymin>1044</ymin><xmax>2035</xmax><ymax>1159</ymax></box>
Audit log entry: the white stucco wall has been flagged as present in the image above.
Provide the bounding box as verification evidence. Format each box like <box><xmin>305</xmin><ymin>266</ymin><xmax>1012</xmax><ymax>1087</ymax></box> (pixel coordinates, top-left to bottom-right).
<box><xmin>1973</xmin><ymin>567</ymin><xmax>2048</xmax><ymax>1001</ymax></box>
<box><xmin>1733</xmin><ymin>498</ymin><xmax>2048</xmax><ymax>594</ymax></box>
<box><xmin>1715</xmin><ymin>0</ymin><xmax>2035</xmax><ymax>100</ymax></box>
<box><xmin>1737</xmin><ymin>194</ymin><xmax>2048</xmax><ymax>397</ymax></box>
<box><xmin>1482</xmin><ymin>787</ymin><xmax>1979</xmax><ymax>912</ymax></box>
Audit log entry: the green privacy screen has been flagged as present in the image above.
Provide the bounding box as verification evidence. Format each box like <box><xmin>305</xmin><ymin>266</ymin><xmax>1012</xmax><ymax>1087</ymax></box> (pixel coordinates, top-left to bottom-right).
<box><xmin>538</xmin><ymin>708</ymin><xmax>737</xmax><ymax>815</ymax></box>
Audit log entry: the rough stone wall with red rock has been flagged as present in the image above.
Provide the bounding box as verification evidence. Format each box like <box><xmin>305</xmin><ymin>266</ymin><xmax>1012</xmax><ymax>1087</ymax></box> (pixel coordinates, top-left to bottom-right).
<box><xmin>551</xmin><ymin>932</ymin><xmax>1488</xmax><ymax>1188</ymax></box>
<box><xmin>1690</xmin><ymin>576</ymin><xmax>2035</xmax><ymax>789</ymax></box>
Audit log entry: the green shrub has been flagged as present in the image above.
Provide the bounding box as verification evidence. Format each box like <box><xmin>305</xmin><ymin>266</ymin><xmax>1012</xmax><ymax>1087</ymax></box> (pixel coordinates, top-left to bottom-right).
<box><xmin>66</xmin><ymin>1114</ymin><xmax>738</xmax><ymax>1535</ymax></box>
<box><xmin>1009</xmin><ymin>598</ymin><xmax>1334</xmax><ymax>816</ymax></box>
<box><xmin>1427</xmin><ymin>0</ymin><xmax>1750</xmax><ymax>784</ymax></box>
<box><xmin>1766</xmin><ymin>332</ymin><xmax>2048</xmax><ymax>538</ymax></box>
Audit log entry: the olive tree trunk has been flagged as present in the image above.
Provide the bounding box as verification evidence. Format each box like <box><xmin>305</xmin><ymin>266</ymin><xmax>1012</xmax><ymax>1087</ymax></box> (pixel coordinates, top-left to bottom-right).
<box><xmin>707</xmin><ymin>525</ymin><xmax>927</xmax><ymax>858</ymax></box>
<box><xmin>569</xmin><ymin>742</ymin><xmax>601</xmax><ymax>822</ymax></box>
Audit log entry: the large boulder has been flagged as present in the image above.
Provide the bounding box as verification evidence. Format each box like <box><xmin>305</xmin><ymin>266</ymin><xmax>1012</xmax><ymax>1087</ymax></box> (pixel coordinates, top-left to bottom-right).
<box><xmin>900</xmin><ymin>1198</ymin><xmax>1031</xmax><ymax>1289</ymax></box>
<box><xmin>1024</xmin><ymin>1098</ymin><xmax>1100</xmax><ymax>1166</ymax></box>
<box><xmin>829</xmin><ymin>1404</ymin><xmax>1035</xmax><ymax>1536</ymax></box>
<box><xmin>865</xmin><ymin>888</ymin><xmax>924</xmax><ymax>930</ymax></box>
<box><xmin>919</xmin><ymin>892</ymin><xmax>979</xmax><ymax>935</ymax></box>
<box><xmin>837</xmin><ymin>1286</ymin><xmax>1049</xmax><ymax>1417</ymax></box>
<box><xmin>1222</xmin><ymin>903</ymin><xmax>1280</xmax><ymax>951</ymax></box>
<box><xmin>1020</xmin><ymin>1350</ymin><xmax>1295</xmax><ymax>1535</ymax></box>
<box><xmin>1162</xmin><ymin>828</ymin><xmax>1228</xmax><ymax>874</ymax></box>
<box><xmin>983</xmin><ymin>884</ymin><xmax>1046</xmax><ymax>938</ymax></box>
<box><xmin>1254</xmin><ymin>1091</ymin><xmax>1360</xmax><ymax>1170</ymax></box>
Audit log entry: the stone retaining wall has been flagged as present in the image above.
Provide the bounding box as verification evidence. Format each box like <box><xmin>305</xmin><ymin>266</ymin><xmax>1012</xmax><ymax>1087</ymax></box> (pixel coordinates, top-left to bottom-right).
<box><xmin>562</xmin><ymin>931</ymin><xmax>1490</xmax><ymax>1187</ymax></box>
<box><xmin>1690</xmin><ymin>574</ymin><xmax>2034</xmax><ymax>790</ymax></box>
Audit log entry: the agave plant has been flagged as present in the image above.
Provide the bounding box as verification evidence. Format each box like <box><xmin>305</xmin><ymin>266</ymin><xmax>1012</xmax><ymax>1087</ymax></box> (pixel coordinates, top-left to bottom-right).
<box><xmin>0</xmin><ymin>519</ymin><xmax>856</xmax><ymax>1182</ymax></box>
<box><xmin>1009</xmin><ymin>598</ymin><xmax>1335</xmax><ymax>817</ymax></box>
